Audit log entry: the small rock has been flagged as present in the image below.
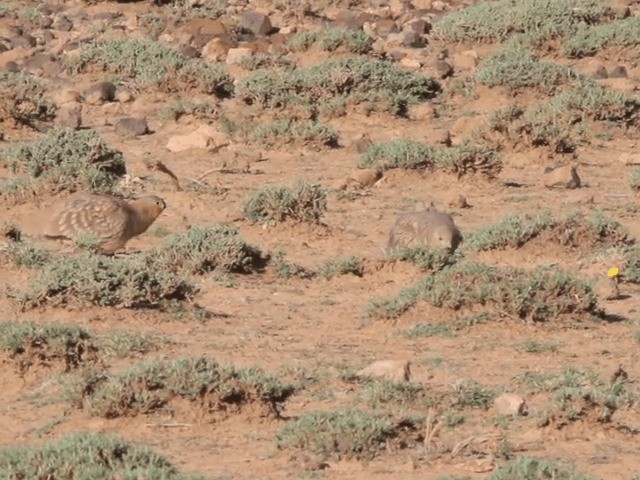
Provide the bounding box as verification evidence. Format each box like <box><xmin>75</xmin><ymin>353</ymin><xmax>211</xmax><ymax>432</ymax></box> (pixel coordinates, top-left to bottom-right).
<box><xmin>202</xmin><ymin>37</ymin><xmax>233</xmax><ymax>61</ymax></box>
<box><xmin>55</xmin><ymin>104</ymin><xmax>82</xmax><ymax>130</ymax></box>
<box><xmin>115</xmin><ymin>88</ymin><xmax>133</xmax><ymax>103</ymax></box>
<box><xmin>22</xmin><ymin>53</ymin><xmax>62</xmax><ymax>75</ymax></box>
<box><xmin>619</xmin><ymin>152</ymin><xmax>640</xmax><ymax>165</ymax></box>
<box><xmin>609</xmin><ymin>65</ymin><xmax>627</xmax><ymax>78</ymax></box>
<box><xmin>51</xmin><ymin>87</ymin><xmax>81</xmax><ymax>105</ymax></box>
<box><xmin>357</xmin><ymin>359</ymin><xmax>412</xmax><ymax>382</ymax></box>
<box><xmin>179</xmin><ymin>44</ymin><xmax>200</xmax><ymax>59</ymax></box>
<box><xmin>83</xmin><ymin>81</ymin><xmax>116</xmax><ymax>105</ymax></box>
<box><xmin>543</xmin><ymin>164</ymin><xmax>581</xmax><ymax>189</ymax></box>
<box><xmin>375</xmin><ymin>18</ymin><xmax>399</xmax><ymax>36</ymax></box>
<box><xmin>448</xmin><ymin>194</ymin><xmax>470</xmax><ymax>209</ymax></box>
<box><xmin>493</xmin><ymin>393</ymin><xmax>527</xmax><ymax>416</ymax></box>
<box><xmin>240</xmin><ymin>11</ymin><xmax>273</xmax><ymax>36</ymax></box>
<box><xmin>405</xmin><ymin>19</ymin><xmax>430</xmax><ymax>34</ymax></box>
<box><xmin>226</xmin><ymin>47</ymin><xmax>253</xmax><ymax>65</ymax></box>
<box><xmin>437</xmin><ymin>130</ymin><xmax>452</xmax><ymax>146</ymax></box>
<box><xmin>53</xmin><ymin>15</ymin><xmax>73</xmax><ymax>31</ymax></box>
<box><xmin>434</xmin><ymin>60</ymin><xmax>453</xmax><ymax>79</ymax></box>
<box><xmin>399</xmin><ymin>57</ymin><xmax>421</xmax><ymax>69</ymax></box>
<box><xmin>115</xmin><ymin>116</ymin><xmax>149</xmax><ymax>137</ymax></box>
<box><xmin>408</xmin><ymin>103</ymin><xmax>436</xmax><ymax>121</ymax></box>
<box><xmin>592</xmin><ymin>65</ymin><xmax>608</xmax><ymax>79</ymax></box>
<box><xmin>400</xmin><ymin>31</ymin><xmax>425</xmax><ymax>47</ymax></box>
<box><xmin>166</xmin><ymin>124</ymin><xmax>230</xmax><ymax>152</ymax></box>
<box><xmin>10</xmin><ymin>35</ymin><xmax>37</xmax><ymax>49</ymax></box>
<box><xmin>451</xmin><ymin>50</ymin><xmax>478</xmax><ymax>71</ymax></box>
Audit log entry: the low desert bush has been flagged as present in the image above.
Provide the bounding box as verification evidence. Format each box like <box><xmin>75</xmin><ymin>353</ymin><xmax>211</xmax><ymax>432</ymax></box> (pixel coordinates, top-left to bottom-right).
<box><xmin>66</xmin><ymin>38</ymin><xmax>233</xmax><ymax>96</ymax></box>
<box><xmin>564</xmin><ymin>15</ymin><xmax>640</xmax><ymax>58</ymax></box>
<box><xmin>276</xmin><ymin>407</ymin><xmax>422</xmax><ymax>460</ymax></box>
<box><xmin>71</xmin><ymin>356</ymin><xmax>295</xmax><ymax>419</ymax></box>
<box><xmin>0</xmin><ymin>432</ymin><xmax>207</xmax><ymax>479</ymax></box>
<box><xmin>0</xmin><ymin>71</ymin><xmax>56</xmax><ymax>128</ymax></box>
<box><xmin>236</xmin><ymin>56</ymin><xmax>441</xmax><ymax>117</ymax></box>
<box><xmin>0</xmin><ymin>128</ymin><xmax>126</xmax><ymax>194</ymax></box>
<box><xmin>243</xmin><ymin>181</ymin><xmax>327</xmax><ymax>223</ymax></box>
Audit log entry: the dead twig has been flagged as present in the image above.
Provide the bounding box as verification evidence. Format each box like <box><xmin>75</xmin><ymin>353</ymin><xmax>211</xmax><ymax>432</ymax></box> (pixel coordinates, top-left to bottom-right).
<box><xmin>144</xmin><ymin>158</ymin><xmax>181</xmax><ymax>191</ymax></box>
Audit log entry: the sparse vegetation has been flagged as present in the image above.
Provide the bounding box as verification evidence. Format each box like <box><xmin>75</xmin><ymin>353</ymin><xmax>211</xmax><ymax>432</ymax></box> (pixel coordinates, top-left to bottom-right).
<box><xmin>357</xmin><ymin>378</ymin><xmax>425</xmax><ymax>408</ymax></box>
<box><xmin>17</xmin><ymin>252</ymin><xmax>197</xmax><ymax>310</ymax></box>
<box><xmin>0</xmin><ymin>128</ymin><xmax>126</xmax><ymax>194</ymax></box>
<box><xmin>452</xmin><ymin>379</ymin><xmax>496</xmax><ymax>409</ymax></box>
<box><xmin>358</xmin><ymin>138</ymin><xmax>501</xmax><ymax>177</ymax></box>
<box><xmin>0</xmin><ymin>71</ymin><xmax>56</xmax><ymax>128</ymax></box>
<box><xmin>147</xmin><ymin>224</ymin><xmax>267</xmax><ymax>275</ymax></box>
<box><xmin>248</xmin><ymin>119</ymin><xmax>339</xmax><ymax>149</ymax></box>
<box><xmin>236</xmin><ymin>56</ymin><xmax>441</xmax><ymax>116</ymax></box>
<box><xmin>318</xmin><ymin>255</ymin><xmax>363</xmax><ymax>279</ymax></box>
<box><xmin>385</xmin><ymin>245</ymin><xmax>457</xmax><ymax>272</ymax></box>
<box><xmin>0</xmin><ymin>432</ymin><xmax>207</xmax><ymax>480</ymax></box>
<box><xmin>0</xmin><ymin>320</ymin><xmax>97</xmax><ymax>372</ymax></box>
<box><xmin>286</xmin><ymin>27</ymin><xmax>374</xmax><ymax>54</ymax></box>
<box><xmin>474</xmin><ymin>45</ymin><xmax>582</xmax><ymax>94</ymax></box>
<box><xmin>629</xmin><ymin>168</ymin><xmax>640</xmax><ymax>193</ymax></box>
<box><xmin>71</xmin><ymin>356</ymin><xmax>295</xmax><ymax>419</ymax></box>
<box><xmin>517</xmin><ymin>366</ymin><xmax>633</xmax><ymax>425</ymax></box>
<box><xmin>367</xmin><ymin>262</ymin><xmax>598</xmax><ymax>322</ymax></box>
<box><xmin>564</xmin><ymin>15</ymin><xmax>640</xmax><ymax>58</ymax></box>
<box><xmin>432</xmin><ymin>0</ymin><xmax>613</xmax><ymax>44</ymax></box>
<box><xmin>66</xmin><ymin>38</ymin><xmax>233</xmax><ymax>96</ymax></box>
<box><xmin>276</xmin><ymin>407</ymin><xmax>422</xmax><ymax>460</ymax></box>
<box><xmin>487</xmin><ymin>455</ymin><xmax>596</xmax><ymax>480</ymax></box>
<box><xmin>243</xmin><ymin>181</ymin><xmax>327</xmax><ymax>224</ymax></box>
<box><xmin>462</xmin><ymin>210</ymin><xmax>629</xmax><ymax>252</ymax></box>
<box><xmin>159</xmin><ymin>97</ymin><xmax>218</xmax><ymax>121</ymax></box>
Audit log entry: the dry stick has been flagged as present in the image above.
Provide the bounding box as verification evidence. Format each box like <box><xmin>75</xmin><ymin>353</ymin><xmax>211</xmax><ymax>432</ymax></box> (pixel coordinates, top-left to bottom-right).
<box><xmin>424</xmin><ymin>407</ymin><xmax>441</xmax><ymax>451</ymax></box>
<box><xmin>145</xmin><ymin>159</ymin><xmax>181</xmax><ymax>191</ymax></box>
<box><xmin>146</xmin><ymin>422</ymin><xmax>193</xmax><ymax>428</ymax></box>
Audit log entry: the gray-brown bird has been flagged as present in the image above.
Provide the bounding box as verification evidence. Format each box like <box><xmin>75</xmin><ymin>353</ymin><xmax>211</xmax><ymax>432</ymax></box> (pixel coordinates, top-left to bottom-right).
<box><xmin>388</xmin><ymin>208</ymin><xmax>462</xmax><ymax>253</ymax></box>
<box><xmin>41</xmin><ymin>192</ymin><xmax>166</xmax><ymax>253</ymax></box>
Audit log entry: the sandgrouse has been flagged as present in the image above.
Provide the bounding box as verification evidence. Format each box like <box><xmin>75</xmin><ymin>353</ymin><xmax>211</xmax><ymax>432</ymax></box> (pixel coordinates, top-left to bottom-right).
<box><xmin>388</xmin><ymin>208</ymin><xmax>462</xmax><ymax>253</ymax></box>
<box><xmin>42</xmin><ymin>192</ymin><xmax>166</xmax><ymax>253</ymax></box>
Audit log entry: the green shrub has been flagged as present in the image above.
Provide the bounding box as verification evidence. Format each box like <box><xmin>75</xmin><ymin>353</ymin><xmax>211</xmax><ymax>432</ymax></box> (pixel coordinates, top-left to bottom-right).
<box><xmin>0</xmin><ymin>320</ymin><xmax>96</xmax><ymax>371</ymax></box>
<box><xmin>358</xmin><ymin>138</ymin><xmax>501</xmax><ymax>177</ymax></box>
<box><xmin>385</xmin><ymin>245</ymin><xmax>457</xmax><ymax>272</ymax></box>
<box><xmin>0</xmin><ymin>71</ymin><xmax>56</xmax><ymax>127</ymax></box>
<box><xmin>564</xmin><ymin>15</ymin><xmax>640</xmax><ymax>58</ymax></box>
<box><xmin>248</xmin><ymin>118</ymin><xmax>339</xmax><ymax>149</ymax></box>
<box><xmin>517</xmin><ymin>366</ymin><xmax>632</xmax><ymax>424</ymax></box>
<box><xmin>276</xmin><ymin>407</ymin><xmax>422</xmax><ymax>460</ymax></box>
<box><xmin>0</xmin><ymin>128</ymin><xmax>125</xmax><ymax>193</ymax></box>
<box><xmin>432</xmin><ymin>0</ymin><xmax>613</xmax><ymax>43</ymax></box>
<box><xmin>0</xmin><ymin>432</ymin><xmax>207</xmax><ymax>480</ymax></box>
<box><xmin>287</xmin><ymin>27</ymin><xmax>373</xmax><ymax>54</ymax></box>
<box><xmin>243</xmin><ymin>181</ymin><xmax>327</xmax><ymax>223</ymax></box>
<box><xmin>72</xmin><ymin>356</ymin><xmax>295</xmax><ymax>419</ymax></box>
<box><xmin>147</xmin><ymin>224</ymin><xmax>267</xmax><ymax>275</ymax></box>
<box><xmin>159</xmin><ymin>97</ymin><xmax>218</xmax><ymax>121</ymax></box>
<box><xmin>236</xmin><ymin>56</ymin><xmax>441</xmax><ymax>116</ymax></box>
<box><xmin>318</xmin><ymin>255</ymin><xmax>363</xmax><ymax>279</ymax></box>
<box><xmin>629</xmin><ymin>168</ymin><xmax>640</xmax><ymax>193</ymax></box>
<box><xmin>474</xmin><ymin>46</ymin><xmax>582</xmax><ymax>93</ymax></box>
<box><xmin>17</xmin><ymin>253</ymin><xmax>196</xmax><ymax>310</ymax></box>
<box><xmin>462</xmin><ymin>210</ymin><xmax>629</xmax><ymax>252</ymax></box>
<box><xmin>452</xmin><ymin>380</ymin><xmax>496</xmax><ymax>409</ymax></box>
<box><xmin>66</xmin><ymin>38</ymin><xmax>233</xmax><ymax>96</ymax></box>
<box><xmin>367</xmin><ymin>262</ymin><xmax>598</xmax><ymax>321</ymax></box>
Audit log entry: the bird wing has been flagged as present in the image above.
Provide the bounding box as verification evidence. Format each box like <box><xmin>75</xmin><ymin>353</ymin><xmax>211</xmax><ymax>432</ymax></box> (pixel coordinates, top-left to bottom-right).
<box><xmin>43</xmin><ymin>193</ymin><xmax>128</xmax><ymax>241</ymax></box>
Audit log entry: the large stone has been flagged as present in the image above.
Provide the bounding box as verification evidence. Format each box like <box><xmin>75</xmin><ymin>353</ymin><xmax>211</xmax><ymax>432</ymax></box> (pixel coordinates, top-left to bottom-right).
<box><xmin>493</xmin><ymin>393</ymin><xmax>527</xmax><ymax>416</ymax></box>
<box><xmin>83</xmin><ymin>81</ymin><xmax>116</xmax><ymax>105</ymax></box>
<box><xmin>55</xmin><ymin>104</ymin><xmax>82</xmax><ymax>130</ymax></box>
<box><xmin>115</xmin><ymin>116</ymin><xmax>149</xmax><ymax>137</ymax></box>
<box><xmin>241</xmin><ymin>11</ymin><xmax>273</xmax><ymax>36</ymax></box>
<box><xmin>226</xmin><ymin>47</ymin><xmax>253</xmax><ymax>65</ymax></box>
